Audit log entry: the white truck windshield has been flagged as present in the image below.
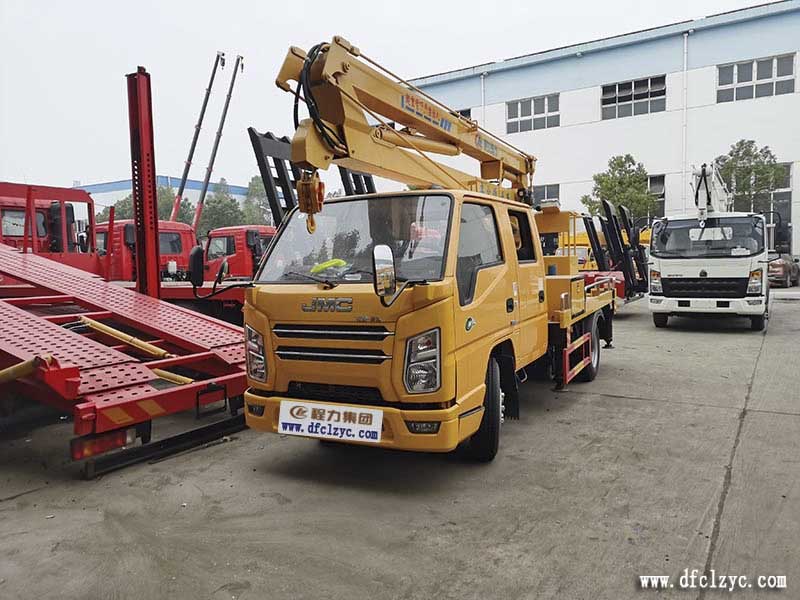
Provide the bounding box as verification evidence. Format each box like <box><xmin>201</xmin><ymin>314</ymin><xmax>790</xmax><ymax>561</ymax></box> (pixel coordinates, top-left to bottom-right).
<box><xmin>257</xmin><ymin>195</ymin><xmax>452</xmax><ymax>284</ymax></box>
<box><xmin>651</xmin><ymin>216</ymin><xmax>764</xmax><ymax>259</ymax></box>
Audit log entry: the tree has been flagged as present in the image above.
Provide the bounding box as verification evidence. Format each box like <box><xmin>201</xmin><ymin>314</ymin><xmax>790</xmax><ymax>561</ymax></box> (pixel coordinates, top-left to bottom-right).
<box><xmin>96</xmin><ymin>185</ymin><xmax>193</xmax><ymax>224</ymax></box>
<box><xmin>580</xmin><ymin>154</ymin><xmax>655</xmax><ymax>220</ymax></box>
<box><xmin>241</xmin><ymin>175</ymin><xmax>270</xmax><ymax>226</ymax></box>
<box><xmin>714</xmin><ymin>139</ymin><xmax>785</xmax><ymax>213</ymax></box>
<box><xmin>197</xmin><ymin>178</ymin><xmax>244</xmax><ymax>236</ymax></box>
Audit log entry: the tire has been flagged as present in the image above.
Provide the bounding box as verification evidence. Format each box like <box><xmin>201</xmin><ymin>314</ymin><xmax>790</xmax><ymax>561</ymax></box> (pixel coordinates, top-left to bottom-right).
<box><xmin>463</xmin><ymin>358</ymin><xmax>502</xmax><ymax>462</ymax></box>
<box><xmin>750</xmin><ymin>314</ymin><xmax>765</xmax><ymax>331</ymax></box>
<box><xmin>576</xmin><ymin>314</ymin><xmax>600</xmax><ymax>382</ymax></box>
<box><xmin>653</xmin><ymin>313</ymin><xmax>669</xmax><ymax>328</ymax></box>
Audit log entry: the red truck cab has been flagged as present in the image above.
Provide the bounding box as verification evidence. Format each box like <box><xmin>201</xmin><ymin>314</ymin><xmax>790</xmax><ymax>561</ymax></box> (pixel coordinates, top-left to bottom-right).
<box><xmin>204</xmin><ymin>225</ymin><xmax>276</xmax><ymax>279</ymax></box>
<box><xmin>0</xmin><ymin>182</ymin><xmax>102</xmax><ymax>280</ymax></box>
<box><xmin>96</xmin><ymin>219</ymin><xmax>195</xmax><ymax>282</ymax></box>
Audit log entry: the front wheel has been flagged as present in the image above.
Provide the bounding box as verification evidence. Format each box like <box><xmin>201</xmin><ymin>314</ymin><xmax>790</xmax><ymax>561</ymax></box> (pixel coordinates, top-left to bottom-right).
<box><xmin>653</xmin><ymin>313</ymin><xmax>669</xmax><ymax>328</ymax></box>
<box><xmin>463</xmin><ymin>358</ymin><xmax>502</xmax><ymax>462</ymax></box>
<box><xmin>750</xmin><ymin>314</ymin><xmax>765</xmax><ymax>331</ymax></box>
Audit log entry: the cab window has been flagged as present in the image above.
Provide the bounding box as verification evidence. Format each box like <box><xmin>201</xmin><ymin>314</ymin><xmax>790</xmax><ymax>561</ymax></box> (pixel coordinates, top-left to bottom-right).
<box><xmin>456</xmin><ymin>203</ymin><xmax>503</xmax><ymax>305</ymax></box>
<box><xmin>2</xmin><ymin>210</ymin><xmax>47</xmax><ymax>237</ymax></box>
<box><xmin>96</xmin><ymin>231</ymin><xmax>107</xmax><ymax>253</ymax></box>
<box><xmin>259</xmin><ymin>235</ymin><xmax>274</xmax><ymax>252</ymax></box>
<box><xmin>508</xmin><ymin>210</ymin><xmax>536</xmax><ymax>262</ymax></box>
<box><xmin>207</xmin><ymin>235</ymin><xmax>235</xmax><ymax>260</ymax></box>
<box><xmin>159</xmin><ymin>232</ymin><xmax>183</xmax><ymax>255</ymax></box>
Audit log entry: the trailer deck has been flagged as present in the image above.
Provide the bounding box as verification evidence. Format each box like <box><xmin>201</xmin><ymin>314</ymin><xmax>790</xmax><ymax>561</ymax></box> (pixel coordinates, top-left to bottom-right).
<box><xmin>0</xmin><ymin>243</ymin><xmax>246</xmax><ymax>472</ymax></box>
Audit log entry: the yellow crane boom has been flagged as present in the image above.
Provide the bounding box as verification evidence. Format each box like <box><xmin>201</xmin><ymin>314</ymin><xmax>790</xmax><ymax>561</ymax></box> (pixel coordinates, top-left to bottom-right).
<box><xmin>275</xmin><ymin>36</ymin><xmax>537</xmax><ymax>208</ymax></box>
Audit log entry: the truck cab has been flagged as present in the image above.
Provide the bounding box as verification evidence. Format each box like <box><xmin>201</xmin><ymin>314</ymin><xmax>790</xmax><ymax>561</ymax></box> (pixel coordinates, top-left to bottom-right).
<box><xmin>205</xmin><ymin>225</ymin><xmax>276</xmax><ymax>280</ymax></box>
<box><xmin>95</xmin><ymin>219</ymin><xmax>195</xmax><ymax>282</ymax></box>
<box><xmin>242</xmin><ymin>190</ymin><xmax>614</xmax><ymax>460</ymax></box>
<box><xmin>648</xmin><ymin>212</ymin><xmax>769</xmax><ymax>330</ymax></box>
<box><xmin>0</xmin><ymin>182</ymin><xmax>101</xmax><ymax>280</ymax></box>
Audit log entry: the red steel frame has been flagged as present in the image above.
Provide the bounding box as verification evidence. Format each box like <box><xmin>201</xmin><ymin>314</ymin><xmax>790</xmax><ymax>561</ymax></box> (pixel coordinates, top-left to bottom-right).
<box><xmin>0</xmin><ymin>244</ymin><xmax>246</xmax><ymax>447</ymax></box>
<box><xmin>127</xmin><ymin>67</ymin><xmax>161</xmax><ymax>299</ymax></box>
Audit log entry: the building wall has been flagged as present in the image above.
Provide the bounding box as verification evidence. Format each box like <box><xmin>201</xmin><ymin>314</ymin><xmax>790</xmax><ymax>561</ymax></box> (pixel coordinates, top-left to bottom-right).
<box><xmin>415</xmin><ymin>5</ymin><xmax>800</xmax><ymax>252</ymax></box>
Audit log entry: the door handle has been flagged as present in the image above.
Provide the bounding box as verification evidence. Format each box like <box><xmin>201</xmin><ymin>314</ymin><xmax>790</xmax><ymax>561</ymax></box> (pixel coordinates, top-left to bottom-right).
<box><xmin>506</xmin><ymin>298</ymin><xmax>515</xmax><ymax>313</ymax></box>
<box><xmin>538</xmin><ymin>289</ymin><xmax>545</xmax><ymax>303</ymax></box>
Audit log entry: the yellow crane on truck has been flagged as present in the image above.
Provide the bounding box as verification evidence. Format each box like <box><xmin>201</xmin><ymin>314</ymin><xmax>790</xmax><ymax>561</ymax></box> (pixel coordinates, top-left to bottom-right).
<box><xmin>239</xmin><ymin>36</ymin><xmax>616</xmax><ymax>461</ymax></box>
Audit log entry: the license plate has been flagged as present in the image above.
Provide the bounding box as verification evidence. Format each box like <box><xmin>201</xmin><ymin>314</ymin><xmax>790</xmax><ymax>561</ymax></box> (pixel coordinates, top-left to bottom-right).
<box><xmin>693</xmin><ymin>299</ymin><xmax>714</xmax><ymax>309</ymax></box>
<box><xmin>278</xmin><ymin>400</ymin><xmax>383</xmax><ymax>443</ymax></box>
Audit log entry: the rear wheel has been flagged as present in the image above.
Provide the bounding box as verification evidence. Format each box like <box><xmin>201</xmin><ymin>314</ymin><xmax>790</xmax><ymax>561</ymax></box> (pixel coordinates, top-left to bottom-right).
<box><xmin>576</xmin><ymin>314</ymin><xmax>600</xmax><ymax>382</ymax></box>
<box><xmin>750</xmin><ymin>314</ymin><xmax>765</xmax><ymax>331</ymax></box>
<box><xmin>463</xmin><ymin>358</ymin><xmax>502</xmax><ymax>462</ymax></box>
<box><xmin>653</xmin><ymin>313</ymin><xmax>669</xmax><ymax>328</ymax></box>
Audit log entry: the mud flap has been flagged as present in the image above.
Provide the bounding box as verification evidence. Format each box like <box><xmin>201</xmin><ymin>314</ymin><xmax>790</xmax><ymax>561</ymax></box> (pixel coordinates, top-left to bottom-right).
<box><xmin>495</xmin><ymin>354</ymin><xmax>519</xmax><ymax>419</ymax></box>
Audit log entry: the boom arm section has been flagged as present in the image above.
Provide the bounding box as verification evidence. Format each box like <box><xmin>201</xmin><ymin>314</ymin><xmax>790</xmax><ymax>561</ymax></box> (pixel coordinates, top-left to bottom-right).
<box><xmin>276</xmin><ymin>36</ymin><xmax>536</xmax><ymax>204</ymax></box>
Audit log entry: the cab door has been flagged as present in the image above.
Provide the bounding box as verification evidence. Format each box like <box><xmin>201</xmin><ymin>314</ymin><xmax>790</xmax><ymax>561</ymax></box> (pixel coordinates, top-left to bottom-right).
<box><xmin>452</xmin><ymin>200</ymin><xmax>516</xmax><ymax>401</ymax></box>
<box><xmin>506</xmin><ymin>208</ymin><xmax>548</xmax><ymax>366</ymax></box>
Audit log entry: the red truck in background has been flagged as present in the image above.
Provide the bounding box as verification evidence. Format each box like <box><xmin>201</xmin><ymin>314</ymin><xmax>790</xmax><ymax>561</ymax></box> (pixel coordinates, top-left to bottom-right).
<box><xmin>95</xmin><ymin>219</ymin><xmax>196</xmax><ymax>282</ymax></box>
<box><xmin>204</xmin><ymin>224</ymin><xmax>276</xmax><ymax>280</ymax></box>
<box><xmin>0</xmin><ymin>182</ymin><xmax>102</xmax><ymax>283</ymax></box>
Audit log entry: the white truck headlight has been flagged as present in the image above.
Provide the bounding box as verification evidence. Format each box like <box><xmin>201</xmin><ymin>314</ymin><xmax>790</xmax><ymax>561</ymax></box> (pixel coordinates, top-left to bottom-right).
<box><xmin>747</xmin><ymin>269</ymin><xmax>763</xmax><ymax>295</ymax></box>
<box><xmin>245</xmin><ymin>325</ymin><xmax>267</xmax><ymax>382</ymax></box>
<box><xmin>405</xmin><ymin>328</ymin><xmax>440</xmax><ymax>393</ymax></box>
<box><xmin>650</xmin><ymin>269</ymin><xmax>662</xmax><ymax>294</ymax></box>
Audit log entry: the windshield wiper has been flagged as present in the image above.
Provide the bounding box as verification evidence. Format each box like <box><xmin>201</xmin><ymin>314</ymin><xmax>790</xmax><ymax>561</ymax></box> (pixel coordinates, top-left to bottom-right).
<box><xmin>282</xmin><ymin>271</ymin><xmax>338</xmax><ymax>289</ymax></box>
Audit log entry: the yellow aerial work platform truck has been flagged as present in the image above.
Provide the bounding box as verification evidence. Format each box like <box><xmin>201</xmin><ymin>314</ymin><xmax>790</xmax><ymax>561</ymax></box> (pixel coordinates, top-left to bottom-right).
<box><xmin>238</xmin><ymin>37</ymin><xmax>616</xmax><ymax>461</ymax></box>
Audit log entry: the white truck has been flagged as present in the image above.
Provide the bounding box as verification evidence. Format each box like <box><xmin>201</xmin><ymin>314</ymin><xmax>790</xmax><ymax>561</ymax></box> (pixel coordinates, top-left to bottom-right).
<box><xmin>648</xmin><ymin>164</ymin><xmax>770</xmax><ymax>331</ymax></box>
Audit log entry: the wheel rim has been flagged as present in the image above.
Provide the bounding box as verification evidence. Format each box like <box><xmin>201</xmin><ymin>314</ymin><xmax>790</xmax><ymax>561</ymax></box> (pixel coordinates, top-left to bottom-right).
<box><xmin>591</xmin><ymin>327</ymin><xmax>599</xmax><ymax>368</ymax></box>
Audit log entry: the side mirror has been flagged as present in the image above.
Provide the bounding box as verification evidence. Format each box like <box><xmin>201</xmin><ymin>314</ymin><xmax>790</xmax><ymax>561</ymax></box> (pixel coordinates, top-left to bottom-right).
<box><xmin>188</xmin><ymin>245</ymin><xmax>205</xmax><ymax>288</ymax></box>
<box><xmin>123</xmin><ymin>223</ymin><xmax>135</xmax><ymax>247</ymax></box>
<box><xmin>372</xmin><ymin>244</ymin><xmax>397</xmax><ymax>298</ymax></box>
<box><xmin>245</xmin><ymin>229</ymin><xmax>259</xmax><ymax>248</ymax></box>
<box><xmin>78</xmin><ymin>232</ymin><xmax>89</xmax><ymax>253</ymax></box>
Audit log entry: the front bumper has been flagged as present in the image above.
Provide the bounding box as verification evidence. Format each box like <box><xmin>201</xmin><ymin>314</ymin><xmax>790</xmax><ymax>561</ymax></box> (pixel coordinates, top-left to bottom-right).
<box><xmin>243</xmin><ymin>387</ymin><xmax>484</xmax><ymax>453</ymax></box>
<box><xmin>648</xmin><ymin>295</ymin><xmax>766</xmax><ymax>315</ymax></box>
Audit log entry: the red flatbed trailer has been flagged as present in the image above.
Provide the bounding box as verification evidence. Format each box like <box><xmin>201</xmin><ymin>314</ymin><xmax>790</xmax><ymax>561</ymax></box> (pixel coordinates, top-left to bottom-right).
<box><xmin>0</xmin><ymin>243</ymin><xmax>246</xmax><ymax>476</ymax></box>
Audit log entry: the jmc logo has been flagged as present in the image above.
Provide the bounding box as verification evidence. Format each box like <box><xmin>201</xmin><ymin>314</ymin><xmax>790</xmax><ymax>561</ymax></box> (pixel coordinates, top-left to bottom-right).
<box><xmin>301</xmin><ymin>297</ymin><xmax>353</xmax><ymax>313</ymax></box>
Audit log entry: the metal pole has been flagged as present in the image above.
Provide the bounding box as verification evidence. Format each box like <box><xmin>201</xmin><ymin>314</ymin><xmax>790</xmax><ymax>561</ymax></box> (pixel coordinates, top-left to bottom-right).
<box><xmin>170</xmin><ymin>51</ymin><xmax>225</xmax><ymax>221</ymax></box>
<box><xmin>192</xmin><ymin>55</ymin><xmax>244</xmax><ymax>234</ymax></box>
<box><xmin>127</xmin><ymin>66</ymin><xmax>161</xmax><ymax>298</ymax></box>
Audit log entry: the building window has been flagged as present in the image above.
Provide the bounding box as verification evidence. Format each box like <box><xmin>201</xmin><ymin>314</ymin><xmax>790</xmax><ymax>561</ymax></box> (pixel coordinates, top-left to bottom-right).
<box><xmin>458</xmin><ymin>108</ymin><xmax>472</xmax><ymax>119</ymax></box>
<box><xmin>717</xmin><ymin>54</ymin><xmax>795</xmax><ymax>103</ymax></box>
<box><xmin>731</xmin><ymin>163</ymin><xmax>792</xmax><ymax>248</ymax></box>
<box><xmin>506</xmin><ymin>94</ymin><xmax>559</xmax><ymax>134</ymax></box>
<box><xmin>648</xmin><ymin>175</ymin><xmax>665</xmax><ymax>219</ymax></box>
<box><xmin>533</xmin><ymin>184</ymin><xmax>560</xmax><ymax>204</ymax></box>
<box><xmin>601</xmin><ymin>75</ymin><xmax>666</xmax><ymax>120</ymax></box>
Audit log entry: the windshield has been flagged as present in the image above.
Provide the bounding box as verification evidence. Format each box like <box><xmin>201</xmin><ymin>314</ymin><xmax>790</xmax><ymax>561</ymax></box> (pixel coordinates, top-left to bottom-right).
<box><xmin>257</xmin><ymin>195</ymin><xmax>452</xmax><ymax>284</ymax></box>
<box><xmin>651</xmin><ymin>216</ymin><xmax>764</xmax><ymax>259</ymax></box>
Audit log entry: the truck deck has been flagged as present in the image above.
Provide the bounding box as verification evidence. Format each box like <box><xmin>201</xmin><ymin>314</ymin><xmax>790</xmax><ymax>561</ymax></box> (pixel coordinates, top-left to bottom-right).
<box><xmin>0</xmin><ymin>243</ymin><xmax>246</xmax><ymax>475</ymax></box>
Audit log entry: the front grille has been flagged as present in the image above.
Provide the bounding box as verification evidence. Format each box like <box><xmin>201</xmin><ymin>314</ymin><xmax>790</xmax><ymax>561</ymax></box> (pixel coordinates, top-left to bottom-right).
<box><xmin>661</xmin><ymin>277</ymin><xmax>749</xmax><ymax>298</ymax></box>
<box><xmin>287</xmin><ymin>381</ymin><xmax>384</xmax><ymax>405</ymax></box>
<box><xmin>279</xmin><ymin>381</ymin><xmax>448</xmax><ymax>411</ymax></box>
<box><xmin>273</xmin><ymin>323</ymin><xmax>392</xmax><ymax>341</ymax></box>
<box><xmin>275</xmin><ymin>346</ymin><xmax>390</xmax><ymax>364</ymax></box>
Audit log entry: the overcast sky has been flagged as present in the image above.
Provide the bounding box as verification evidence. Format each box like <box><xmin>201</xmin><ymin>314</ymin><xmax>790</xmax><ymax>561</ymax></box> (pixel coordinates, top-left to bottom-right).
<box><xmin>0</xmin><ymin>0</ymin><xmax>779</xmax><ymax>202</ymax></box>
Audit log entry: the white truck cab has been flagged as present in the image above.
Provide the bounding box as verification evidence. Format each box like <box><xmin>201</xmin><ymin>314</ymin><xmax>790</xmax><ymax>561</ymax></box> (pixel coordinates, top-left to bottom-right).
<box><xmin>647</xmin><ymin>163</ymin><xmax>770</xmax><ymax>331</ymax></box>
<box><xmin>648</xmin><ymin>212</ymin><xmax>769</xmax><ymax>330</ymax></box>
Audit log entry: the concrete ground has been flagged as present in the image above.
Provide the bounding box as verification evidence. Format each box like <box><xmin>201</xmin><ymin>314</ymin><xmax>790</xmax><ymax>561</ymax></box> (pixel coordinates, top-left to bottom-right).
<box><xmin>1</xmin><ymin>296</ymin><xmax>798</xmax><ymax>599</ymax></box>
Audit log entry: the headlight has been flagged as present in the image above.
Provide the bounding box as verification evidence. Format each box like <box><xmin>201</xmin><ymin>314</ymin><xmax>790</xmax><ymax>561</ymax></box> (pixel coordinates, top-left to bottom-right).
<box><xmin>404</xmin><ymin>328</ymin><xmax>440</xmax><ymax>393</ymax></box>
<box><xmin>747</xmin><ymin>269</ymin><xmax>763</xmax><ymax>295</ymax></box>
<box><xmin>245</xmin><ymin>325</ymin><xmax>266</xmax><ymax>382</ymax></box>
<box><xmin>650</xmin><ymin>269</ymin><xmax>662</xmax><ymax>294</ymax></box>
